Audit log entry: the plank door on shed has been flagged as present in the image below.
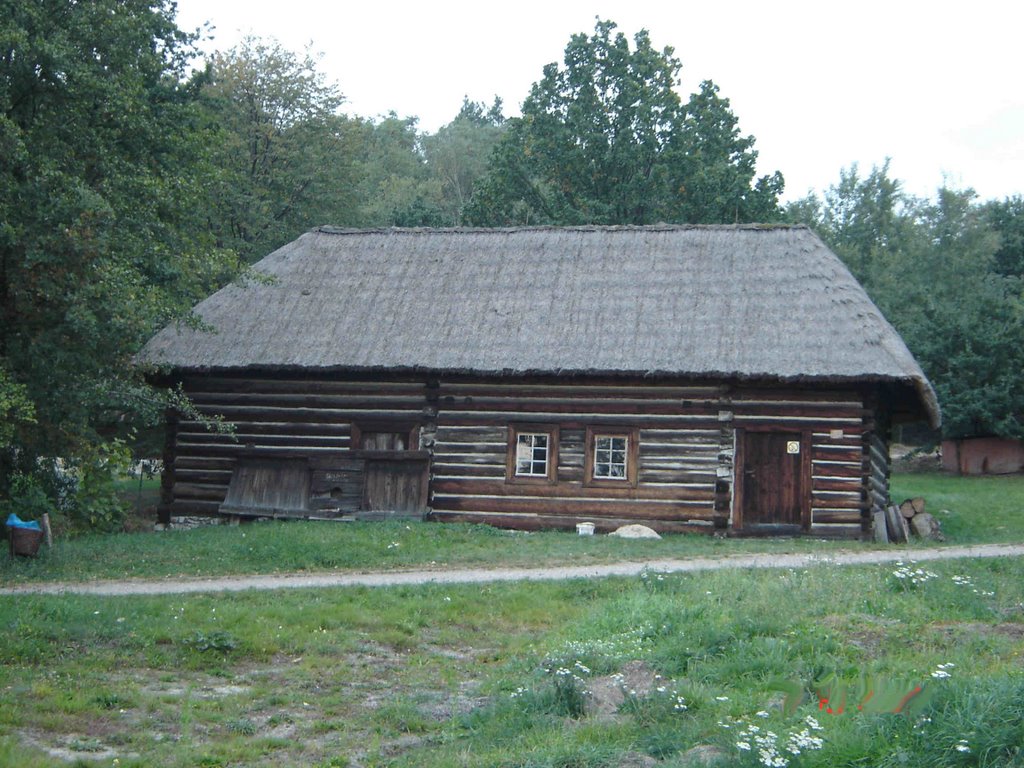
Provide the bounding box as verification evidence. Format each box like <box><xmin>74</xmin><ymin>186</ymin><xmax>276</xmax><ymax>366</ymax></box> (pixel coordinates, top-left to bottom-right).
<box><xmin>362</xmin><ymin>460</ymin><xmax>427</xmax><ymax>514</ymax></box>
<box><xmin>740</xmin><ymin>432</ymin><xmax>806</xmax><ymax>528</ymax></box>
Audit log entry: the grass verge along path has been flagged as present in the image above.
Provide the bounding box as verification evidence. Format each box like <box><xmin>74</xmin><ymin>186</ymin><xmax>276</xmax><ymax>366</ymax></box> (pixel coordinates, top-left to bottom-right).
<box><xmin>3</xmin><ymin>542</ymin><xmax>1023</xmax><ymax>596</ymax></box>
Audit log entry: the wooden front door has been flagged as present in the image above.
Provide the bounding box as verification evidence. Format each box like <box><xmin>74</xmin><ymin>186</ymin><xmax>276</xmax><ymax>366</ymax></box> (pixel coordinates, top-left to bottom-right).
<box><xmin>362</xmin><ymin>460</ymin><xmax>427</xmax><ymax>515</ymax></box>
<box><xmin>738</xmin><ymin>431</ymin><xmax>807</xmax><ymax>529</ymax></box>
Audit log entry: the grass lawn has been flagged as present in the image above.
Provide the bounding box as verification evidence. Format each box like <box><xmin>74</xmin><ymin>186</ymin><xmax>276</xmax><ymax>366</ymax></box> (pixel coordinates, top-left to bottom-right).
<box><xmin>889</xmin><ymin>473</ymin><xmax>1024</xmax><ymax>544</ymax></box>
<box><xmin>1</xmin><ymin>555</ymin><xmax>1022</xmax><ymax>766</ymax></box>
<box><xmin>2</xmin><ymin>471</ymin><xmax>1023</xmax><ymax>586</ymax></box>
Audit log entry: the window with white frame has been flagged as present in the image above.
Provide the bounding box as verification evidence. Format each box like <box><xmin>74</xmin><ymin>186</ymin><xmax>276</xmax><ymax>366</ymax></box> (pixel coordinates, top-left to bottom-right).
<box><xmin>585</xmin><ymin>427</ymin><xmax>638</xmax><ymax>486</ymax></box>
<box><xmin>507</xmin><ymin>425</ymin><xmax>559</xmax><ymax>483</ymax></box>
<box><xmin>515</xmin><ymin>432</ymin><xmax>550</xmax><ymax>477</ymax></box>
<box><xmin>592</xmin><ymin>434</ymin><xmax>628</xmax><ymax>479</ymax></box>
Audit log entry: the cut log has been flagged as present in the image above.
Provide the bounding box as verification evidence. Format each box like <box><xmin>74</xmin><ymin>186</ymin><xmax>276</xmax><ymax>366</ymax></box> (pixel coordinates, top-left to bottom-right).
<box><xmin>911</xmin><ymin>497</ymin><xmax>926</xmax><ymax>515</ymax></box>
<box><xmin>899</xmin><ymin>499</ymin><xmax>916</xmax><ymax>519</ymax></box>
<box><xmin>911</xmin><ymin>512</ymin><xmax>944</xmax><ymax>541</ymax></box>
<box><xmin>886</xmin><ymin>504</ymin><xmax>908</xmax><ymax>543</ymax></box>
<box><xmin>872</xmin><ymin>510</ymin><xmax>890</xmax><ymax>544</ymax></box>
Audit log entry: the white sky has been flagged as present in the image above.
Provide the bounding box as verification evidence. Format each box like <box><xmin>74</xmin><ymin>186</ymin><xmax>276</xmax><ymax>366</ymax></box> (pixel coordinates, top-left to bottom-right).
<box><xmin>173</xmin><ymin>0</ymin><xmax>1023</xmax><ymax>203</ymax></box>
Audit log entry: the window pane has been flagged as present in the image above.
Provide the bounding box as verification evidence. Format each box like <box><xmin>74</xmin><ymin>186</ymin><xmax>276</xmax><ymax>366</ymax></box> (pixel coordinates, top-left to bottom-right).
<box><xmin>592</xmin><ymin>433</ymin><xmax>629</xmax><ymax>480</ymax></box>
<box><xmin>515</xmin><ymin>431</ymin><xmax>551</xmax><ymax>477</ymax></box>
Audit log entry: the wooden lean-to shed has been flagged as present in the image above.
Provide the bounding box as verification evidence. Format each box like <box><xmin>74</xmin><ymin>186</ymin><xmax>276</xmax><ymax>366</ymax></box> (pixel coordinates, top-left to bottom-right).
<box><xmin>139</xmin><ymin>225</ymin><xmax>939</xmax><ymax>537</ymax></box>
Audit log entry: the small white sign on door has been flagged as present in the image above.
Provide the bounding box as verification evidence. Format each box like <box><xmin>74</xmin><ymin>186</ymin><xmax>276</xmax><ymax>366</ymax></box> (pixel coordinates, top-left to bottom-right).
<box><xmin>786</xmin><ymin>441</ymin><xmax>800</xmax><ymax>454</ymax></box>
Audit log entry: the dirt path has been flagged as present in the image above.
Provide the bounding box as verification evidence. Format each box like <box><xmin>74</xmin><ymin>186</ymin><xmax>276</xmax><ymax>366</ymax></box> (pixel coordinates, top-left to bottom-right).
<box><xmin>3</xmin><ymin>542</ymin><xmax>1024</xmax><ymax>597</ymax></box>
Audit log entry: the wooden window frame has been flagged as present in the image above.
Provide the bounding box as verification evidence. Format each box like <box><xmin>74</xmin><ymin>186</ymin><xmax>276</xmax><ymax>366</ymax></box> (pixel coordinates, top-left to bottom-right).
<box><xmin>506</xmin><ymin>424</ymin><xmax>559</xmax><ymax>485</ymax></box>
<box><xmin>584</xmin><ymin>426</ymin><xmax>639</xmax><ymax>487</ymax></box>
<box><xmin>350</xmin><ymin>422</ymin><xmax>420</xmax><ymax>452</ymax></box>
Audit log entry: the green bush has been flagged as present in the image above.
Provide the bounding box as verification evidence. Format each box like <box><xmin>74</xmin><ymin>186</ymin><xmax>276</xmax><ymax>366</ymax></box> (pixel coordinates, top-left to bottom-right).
<box><xmin>4</xmin><ymin>473</ymin><xmax>52</xmax><ymax>523</ymax></box>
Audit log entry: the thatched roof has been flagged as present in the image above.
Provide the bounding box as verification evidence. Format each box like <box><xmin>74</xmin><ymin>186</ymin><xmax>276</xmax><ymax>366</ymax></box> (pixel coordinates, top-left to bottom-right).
<box><xmin>140</xmin><ymin>225</ymin><xmax>939</xmax><ymax>425</ymax></box>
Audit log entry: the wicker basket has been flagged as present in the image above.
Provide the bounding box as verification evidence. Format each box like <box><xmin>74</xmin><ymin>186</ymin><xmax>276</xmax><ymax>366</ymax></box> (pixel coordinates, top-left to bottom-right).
<box><xmin>8</xmin><ymin>526</ymin><xmax>44</xmax><ymax>557</ymax></box>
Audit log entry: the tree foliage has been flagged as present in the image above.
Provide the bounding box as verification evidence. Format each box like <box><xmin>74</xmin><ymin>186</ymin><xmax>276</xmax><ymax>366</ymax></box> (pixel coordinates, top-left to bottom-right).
<box><xmin>981</xmin><ymin>195</ymin><xmax>1024</xmax><ymax>278</ymax></box>
<box><xmin>790</xmin><ymin>167</ymin><xmax>1024</xmax><ymax>440</ymax></box>
<box><xmin>349</xmin><ymin>114</ymin><xmax>444</xmax><ymax>227</ymax></box>
<box><xmin>422</xmin><ymin>97</ymin><xmax>505</xmax><ymax>225</ymax></box>
<box><xmin>0</xmin><ymin>0</ymin><xmax>236</xmax><ymax>519</ymax></box>
<box><xmin>467</xmin><ymin>19</ymin><xmax>782</xmax><ymax>225</ymax></box>
<box><xmin>200</xmin><ymin>36</ymin><xmax>361</xmax><ymax>260</ymax></box>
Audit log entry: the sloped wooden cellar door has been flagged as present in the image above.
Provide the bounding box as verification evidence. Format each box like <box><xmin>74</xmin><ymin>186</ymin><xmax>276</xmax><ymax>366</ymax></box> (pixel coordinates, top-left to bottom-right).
<box><xmin>736</xmin><ymin>431</ymin><xmax>808</xmax><ymax>530</ymax></box>
<box><xmin>220</xmin><ymin>459</ymin><xmax>310</xmax><ymax>516</ymax></box>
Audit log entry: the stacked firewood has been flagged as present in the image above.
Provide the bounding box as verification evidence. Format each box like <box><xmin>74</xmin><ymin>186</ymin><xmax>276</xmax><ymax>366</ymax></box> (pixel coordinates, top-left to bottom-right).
<box><xmin>874</xmin><ymin>497</ymin><xmax>945</xmax><ymax>544</ymax></box>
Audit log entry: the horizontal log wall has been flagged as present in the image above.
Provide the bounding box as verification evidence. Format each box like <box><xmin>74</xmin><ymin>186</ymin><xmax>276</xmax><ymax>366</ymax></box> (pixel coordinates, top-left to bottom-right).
<box><xmin>730</xmin><ymin>387</ymin><xmax>870</xmax><ymax>537</ymax></box>
<box><xmin>168</xmin><ymin>376</ymin><xmax>429</xmax><ymax>518</ymax></box>
<box><xmin>430</xmin><ymin>382</ymin><xmax>723</xmax><ymax>532</ymax></box>
<box><xmin>163</xmin><ymin>373</ymin><xmax>886</xmax><ymax>539</ymax></box>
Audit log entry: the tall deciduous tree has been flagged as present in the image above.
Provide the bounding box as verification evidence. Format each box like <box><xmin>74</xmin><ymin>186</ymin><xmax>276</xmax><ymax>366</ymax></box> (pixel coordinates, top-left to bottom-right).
<box><xmin>814</xmin><ymin>161</ymin><xmax>915</xmax><ymax>289</ymax></box>
<box><xmin>423</xmin><ymin>97</ymin><xmax>505</xmax><ymax>225</ymax></box>
<box><xmin>670</xmin><ymin>81</ymin><xmax>784</xmax><ymax>224</ymax></box>
<box><xmin>0</xmin><ymin>0</ymin><xmax>235</xmax><ymax>519</ymax></box>
<box><xmin>466</xmin><ymin>19</ymin><xmax>782</xmax><ymax>225</ymax></box>
<box><xmin>790</xmin><ymin>167</ymin><xmax>1024</xmax><ymax>440</ymax></box>
<box><xmin>349</xmin><ymin>114</ymin><xmax>444</xmax><ymax>227</ymax></box>
<box><xmin>982</xmin><ymin>195</ymin><xmax>1024</xmax><ymax>278</ymax></box>
<box><xmin>201</xmin><ymin>36</ymin><xmax>361</xmax><ymax>260</ymax></box>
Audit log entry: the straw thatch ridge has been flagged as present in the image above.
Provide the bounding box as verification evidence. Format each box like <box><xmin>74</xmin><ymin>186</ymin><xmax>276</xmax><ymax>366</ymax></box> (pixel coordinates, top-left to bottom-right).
<box><xmin>140</xmin><ymin>225</ymin><xmax>939</xmax><ymax>425</ymax></box>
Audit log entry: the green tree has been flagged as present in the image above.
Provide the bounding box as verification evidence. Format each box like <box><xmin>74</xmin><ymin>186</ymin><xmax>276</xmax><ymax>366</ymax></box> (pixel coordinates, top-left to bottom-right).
<box><xmin>982</xmin><ymin>195</ymin><xmax>1024</xmax><ymax>278</ymax></box>
<box><xmin>795</xmin><ymin>166</ymin><xmax>1024</xmax><ymax>440</ymax></box>
<box><xmin>466</xmin><ymin>18</ymin><xmax>782</xmax><ymax>225</ymax></box>
<box><xmin>668</xmin><ymin>81</ymin><xmax>784</xmax><ymax>223</ymax></box>
<box><xmin>351</xmin><ymin>114</ymin><xmax>445</xmax><ymax>227</ymax></box>
<box><xmin>201</xmin><ymin>36</ymin><xmax>361</xmax><ymax>260</ymax></box>
<box><xmin>0</xmin><ymin>0</ymin><xmax>234</xmax><ymax>522</ymax></box>
<box><xmin>876</xmin><ymin>188</ymin><xmax>1024</xmax><ymax>440</ymax></box>
<box><xmin>422</xmin><ymin>97</ymin><xmax>505</xmax><ymax>225</ymax></box>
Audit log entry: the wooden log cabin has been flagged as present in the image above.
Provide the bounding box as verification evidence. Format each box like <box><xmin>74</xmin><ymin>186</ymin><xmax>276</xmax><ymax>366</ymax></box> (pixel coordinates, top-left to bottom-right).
<box><xmin>139</xmin><ymin>226</ymin><xmax>940</xmax><ymax>538</ymax></box>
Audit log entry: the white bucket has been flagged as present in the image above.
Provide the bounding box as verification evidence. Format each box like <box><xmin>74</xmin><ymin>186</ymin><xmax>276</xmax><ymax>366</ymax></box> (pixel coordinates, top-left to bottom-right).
<box><xmin>576</xmin><ymin>521</ymin><xmax>596</xmax><ymax>536</ymax></box>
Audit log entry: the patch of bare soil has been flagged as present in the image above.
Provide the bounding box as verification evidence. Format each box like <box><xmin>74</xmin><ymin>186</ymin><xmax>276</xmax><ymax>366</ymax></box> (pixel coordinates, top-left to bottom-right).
<box><xmin>932</xmin><ymin>621</ymin><xmax>1024</xmax><ymax>640</ymax></box>
<box><xmin>137</xmin><ymin>678</ymin><xmax>250</xmax><ymax>700</ymax></box>
<box><xmin>16</xmin><ymin>728</ymin><xmax>138</xmax><ymax>764</ymax></box>
<box><xmin>820</xmin><ymin>614</ymin><xmax>902</xmax><ymax>659</ymax></box>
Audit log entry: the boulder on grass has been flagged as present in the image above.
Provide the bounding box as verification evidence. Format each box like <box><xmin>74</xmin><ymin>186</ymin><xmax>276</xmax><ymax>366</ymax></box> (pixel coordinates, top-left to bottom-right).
<box><xmin>910</xmin><ymin>511</ymin><xmax>945</xmax><ymax>541</ymax></box>
<box><xmin>585</xmin><ymin>660</ymin><xmax>658</xmax><ymax>717</ymax></box>
<box><xmin>609</xmin><ymin>524</ymin><xmax>661</xmax><ymax>539</ymax></box>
